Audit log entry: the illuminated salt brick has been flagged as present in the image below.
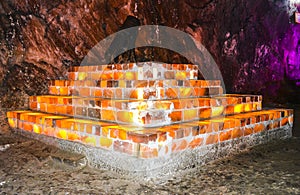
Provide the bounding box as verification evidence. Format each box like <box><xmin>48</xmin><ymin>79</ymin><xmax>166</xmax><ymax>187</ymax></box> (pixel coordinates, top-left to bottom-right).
<box><xmin>199</xmin><ymin>108</ymin><xmax>211</xmax><ymax>119</ymax></box>
<box><xmin>101</xmin><ymin>109</ymin><xmax>115</xmax><ymax>121</ymax></box>
<box><xmin>205</xmin><ymin>133</ymin><xmax>219</xmax><ymax>145</ymax></box>
<box><xmin>164</xmin><ymin>71</ymin><xmax>175</xmax><ymax>79</ymax></box>
<box><xmin>116</xmin><ymin>111</ymin><xmax>134</xmax><ymax>123</ymax></box>
<box><xmin>231</xmin><ymin>128</ymin><xmax>243</xmax><ymax>139</ymax></box>
<box><xmin>82</xmin><ymin>136</ymin><xmax>97</xmax><ymax>146</ymax></box>
<box><xmin>59</xmin><ymin>87</ymin><xmax>69</xmax><ymax>95</ymax></box>
<box><xmin>179</xmin><ymin>87</ymin><xmax>194</xmax><ymax>97</ymax></box>
<box><xmin>172</xmin><ymin>139</ymin><xmax>188</xmax><ymax>152</ymax></box>
<box><xmin>49</xmin><ymin>86</ymin><xmax>59</xmax><ymax>95</ymax></box>
<box><xmin>211</xmin><ymin>120</ymin><xmax>224</xmax><ymax>131</ymax></box>
<box><xmin>223</xmin><ymin>119</ymin><xmax>237</xmax><ymax>129</ymax></box>
<box><xmin>124</xmin><ymin>72</ymin><xmax>135</xmax><ymax>80</ymax></box>
<box><xmin>42</xmin><ymin>127</ymin><xmax>55</xmax><ymax>136</ymax></box>
<box><xmin>8</xmin><ymin>118</ymin><xmax>16</xmax><ymax>128</ymax></box>
<box><xmin>219</xmin><ymin>130</ymin><xmax>232</xmax><ymax>142</ymax></box>
<box><xmin>198</xmin><ymin>122</ymin><xmax>212</xmax><ymax>134</ymax></box>
<box><xmin>23</xmin><ymin>122</ymin><xmax>33</xmax><ymax>131</ymax></box>
<box><xmin>79</xmin><ymin>88</ymin><xmax>91</xmax><ymax>97</ymax></box>
<box><xmin>113</xmin><ymin>140</ymin><xmax>138</xmax><ymax>156</ymax></box>
<box><xmin>47</xmin><ymin>104</ymin><xmax>56</xmax><ymax>114</ymax></box>
<box><xmin>166</xmin><ymin>88</ymin><xmax>179</xmax><ymax>98</ymax></box>
<box><xmin>30</xmin><ymin>102</ymin><xmax>38</xmax><ymax>110</ymax></box>
<box><xmin>128</xmin><ymin>131</ymin><xmax>158</xmax><ymax>144</ymax></box>
<box><xmin>139</xmin><ymin>144</ymin><xmax>159</xmax><ymax>159</ymax></box>
<box><xmin>211</xmin><ymin>106</ymin><xmax>225</xmax><ymax>117</ymax></box>
<box><xmin>234</xmin><ymin>104</ymin><xmax>244</xmax><ymax>113</ymax></box>
<box><xmin>175</xmin><ymin>72</ymin><xmax>188</xmax><ymax>80</ymax></box>
<box><xmin>67</xmin><ymin>131</ymin><xmax>81</xmax><ymax>141</ymax></box>
<box><xmin>188</xmin><ymin>137</ymin><xmax>204</xmax><ymax>148</ymax></box>
<box><xmin>91</xmin><ymin>89</ymin><xmax>102</xmax><ymax>97</ymax></box>
<box><xmin>183</xmin><ymin>109</ymin><xmax>198</xmax><ymax>121</ymax></box>
<box><xmin>288</xmin><ymin>116</ymin><xmax>294</xmax><ymax>125</ymax></box>
<box><xmin>33</xmin><ymin>124</ymin><xmax>42</xmax><ymax>134</ymax></box>
<box><xmin>168</xmin><ymin>111</ymin><xmax>182</xmax><ymax>122</ymax></box>
<box><xmin>103</xmin><ymin>89</ymin><xmax>114</xmax><ymax>98</ymax></box>
<box><xmin>99</xmin><ymin>137</ymin><xmax>113</xmax><ymax>148</ymax></box>
<box><xmin>159</xmin><ymin>125</ymin><xmax>183</xmax><ymax>139</ymax></box>
<box><xmin>253</xmin><ymin>123</ymin><xmax>265</xmax><ymax>133</ymax></box>
<box><xmin>77</xmin><ymin>72</ymin><xmax>88</xmax><ymax>80</ymax></box>
<box><xmin>280</xmin><ymin>118</ymin><xmax>289</xmax><ymax>127</ymax></box>
<box><xmin>244</xmin><ymin>126</ymin><xmax>253</xmax><ymax>136</ymax></box>
<box><xmin>40</xmin><ymin>103</ymin><xmax>47</xmax><ymax>112</ymax></box>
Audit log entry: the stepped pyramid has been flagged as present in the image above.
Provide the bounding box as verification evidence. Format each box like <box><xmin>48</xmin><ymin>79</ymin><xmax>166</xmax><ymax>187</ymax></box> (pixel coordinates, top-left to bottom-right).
<box><xmin>7</xmin><ymin>62</ymin><xmax>293</xmax><ymax>176</ymax></box>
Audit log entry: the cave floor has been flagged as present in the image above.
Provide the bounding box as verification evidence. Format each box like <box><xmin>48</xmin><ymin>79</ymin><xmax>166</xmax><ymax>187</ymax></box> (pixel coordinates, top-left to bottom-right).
<box><xmin>0</xmin><ymin>105</ymin><xmax>299</xmax><ymax>194</ymax></box>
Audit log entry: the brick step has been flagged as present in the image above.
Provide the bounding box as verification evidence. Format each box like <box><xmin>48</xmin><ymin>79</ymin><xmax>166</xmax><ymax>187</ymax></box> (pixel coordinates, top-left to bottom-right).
<box><xmin>29</xmin><ymin>94</ymin><xmax>262</xmax><ymax>127</ymax></box>
<box><xmin>7</xmin><ymin>109</ymin><xmax>293</xmax><ymax>159</ymax></box>
<box><xmin>48</xmin><ymin>81</ymin><xmax>223</xmax><ymax>99</ymax></box>
<box><xmin>67</xmin><ymin>63</ymin><xmax>199</xmax><ymax>81</ymax></box>
<box><xmin>69</xmin><ymin>63</ymin><xmax>199</xmax><ymax>72</ymax></box>
<box><xmin>49</xmin><ymin>79</ymin><xmax>221</xmax><ymax>88</ymax></box>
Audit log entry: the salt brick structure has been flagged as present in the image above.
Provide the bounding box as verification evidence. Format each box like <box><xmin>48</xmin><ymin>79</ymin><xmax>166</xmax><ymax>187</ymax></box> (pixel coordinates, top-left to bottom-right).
<box><xmin>7</xmin><ymin>62</ymin><xmax>293</xmax><ymax>177</ymax></box>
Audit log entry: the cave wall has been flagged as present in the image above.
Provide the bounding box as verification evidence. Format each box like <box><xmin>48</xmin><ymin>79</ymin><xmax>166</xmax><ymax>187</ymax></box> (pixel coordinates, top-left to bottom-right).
<box><xmin>0</xmin><ymin>0</ymin><xmax>299</xmax><ymax>108</ymax></box>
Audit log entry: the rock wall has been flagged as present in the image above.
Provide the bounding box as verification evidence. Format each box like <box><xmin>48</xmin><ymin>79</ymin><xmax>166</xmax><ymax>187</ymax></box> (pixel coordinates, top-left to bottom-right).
<box><xmin>0</xmin><ymin>0</ymin><xmax>299</xmax><ymax>108</ymax></box>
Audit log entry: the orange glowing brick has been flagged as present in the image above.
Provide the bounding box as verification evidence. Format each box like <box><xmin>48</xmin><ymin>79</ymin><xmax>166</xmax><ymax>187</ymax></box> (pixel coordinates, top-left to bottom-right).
<box><xmin>128</xmin><ymin>131</ymin><xmax>158</xmax><ymax>144</ymax></box>
<box><xmin>234</xmin><ymin>104</ymin><xmax>244</xmax><ymax>113</ymax></box>
<box><xmin>199</xmin><ymin>108</ymin><xmax>211</xmax><ymax>119</ymax></box>
<box><xmin>89</xmin><ymin>72</ymin><xmax>101</xmax><ymax>80</ymax></box>
<box><xmin>68</xmin><ymin>72</ymin><xmax>76</xmax><ymax>80</ymax></box>
<box><xmin>253</xmin><ymin>123</ymin><xmax>265</xmax><ymax>133</ymax></box>
<box><xmin>57</xmin><ymin>129</ymin><xmax>68</xmax><ymax>139</ymax></box>
<box><xmin>115</xmin><ymin>88</ymin><xmax>123</xmax><ymax>98</ymax></box>
<box><xmin>172</xmin><ymin>139</ymin><xmax>188</xmax><ymax>152</ymax></box>
<box><xmin>103</xmin><ymin>89</ymin><xmax>114</xmax><ymax>98</ymax></box>
<box><xmin>117</xmin><ymin>111</ymin><xmax>134</xmax><ymax>123</ymax></box>
<box><xmin>113</xmin><ymin>140</ymin><xmax>136</xmax><ymax>156</ymax></box>
<box><xmin>67</xmin><ymin>132</ymin><xmax>80</xmax><ymax>141</ymax></box>
<box><xmin>101</xmin><ymin>110</ymin><xmax>115</xmax><ymax>121</ymax></box>
<box><xmin>33</xmin><ymin>124</ymin><xmax>41</xmax><ymax>134</ymax></box>
<box><xmin>244</xmin><ymin>103</ymin><xmax>253</xmax><ymax>112</ymax></box>
<box><xmin>223</xmin><ymin>119</ymin><xmax>237</xmax><ymax>129</ymax></box>
<box><xmin>169</xmin><ymin>111</ymin><xmax>182</xmax><ymax>122</ymax></box>
<box><xmin>114</xmin><ymin>72</ymin><xmax>124</xmax><ymax>80</ymax></box>
<box><xmin>198</xmin><ymin>88</ymin><xmax>207</xmax><ymax>96</ymax></box>
<box><xmin>43</xmin><ymin>127</ymin><xmax>55</xmax><ymax>136</ymax></box>
<box><xmin>219</xmin><ymin>130</ymin><xmax>232</xmax><ymax>142</ymax></box>
<box><xmin>92</xmin><ymin>89</ymin><xmax>102</xmax><ymax>97</ymax></box>
<box><xmin>166</xmin><ymin>88</ymin><xmax>178</xmax><ymax>98</ymax></box>
<box><xmin>280</xmin><ymin>118</ymin><xmax>289</xmax><ymax>127</ymax></box>
<box><xmin>79</xmin><ymin>88</ymin><xmax>91</xmax><ymax>97</ymax></box>
<box><xmin>244</xmin><ymin>126</ymin><xmax>253</xmax><ymax>136</ymax></box>
<box><xmin>59</xmin><ymin>87</ymin><xmax>69</xmax><ymax>96</ymax></box>
<box><xmin>188</xmin><ymin>137</ymin><xmax>204</xmax><ymax>148</ymax></box>
<box><xmin>8</xmin><ymin>118</ymin><xmax>16</xmax><ymax>128</ymax></box>
<box><xmin>99</xmin><ymin>137</ymin><xmax>113</xmax><ymax>148</ymax></box>
<box><xmin>205</xmin><ymin>134</ymin><xmax>219</xmax><ymax>145</ymax></box>
<box><xmin>183</xmin><ymin>109</ymin><xmax>197</xmax><ymax>121</ymax></box>
<box><xmin>231</xmin><ymin>128</ymin><xmax>243</xmax><ymax>139</ymax></box>
<box><xmin>139</xmin><ymin>145</ymin><xmax>158</xmax><ymax>159</ymax></box>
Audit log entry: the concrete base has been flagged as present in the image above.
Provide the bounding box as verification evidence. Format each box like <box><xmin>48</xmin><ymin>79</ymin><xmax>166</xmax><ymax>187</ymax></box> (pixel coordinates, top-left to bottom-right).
<box><xmin>12</xmin><ymin>125</ymin><xmax>292</xmax><ymax>179</ymax></box>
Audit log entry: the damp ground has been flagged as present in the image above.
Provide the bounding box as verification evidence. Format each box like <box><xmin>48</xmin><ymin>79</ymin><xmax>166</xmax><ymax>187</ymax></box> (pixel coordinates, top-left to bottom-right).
<box><xmin>0</xmin><ymin>104</ymin><xmax>299</xmax><ymax>194</ymax></box>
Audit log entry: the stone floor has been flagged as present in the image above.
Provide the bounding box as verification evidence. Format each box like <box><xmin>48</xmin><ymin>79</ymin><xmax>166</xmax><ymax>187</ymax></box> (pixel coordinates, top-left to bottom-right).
<box><xmin>0</xmin><ymin>104</ymin><xmax>299</xmax><ymax>194</ymax></box>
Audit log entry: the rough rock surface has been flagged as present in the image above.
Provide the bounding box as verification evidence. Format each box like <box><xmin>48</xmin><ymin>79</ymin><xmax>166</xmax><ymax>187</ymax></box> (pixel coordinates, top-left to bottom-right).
<box><xmin>0</xmin><ymin>0</ymin><xmax>299</xmax><ymax>109</ymax></box>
